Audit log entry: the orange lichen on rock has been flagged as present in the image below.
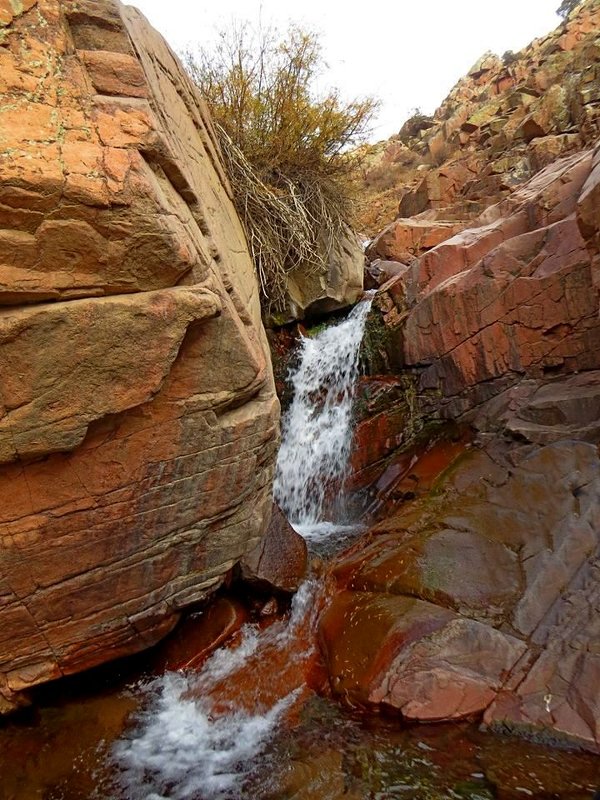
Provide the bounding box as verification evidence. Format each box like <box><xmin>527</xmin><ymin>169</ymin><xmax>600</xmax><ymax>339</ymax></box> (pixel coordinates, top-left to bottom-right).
<box><xmin>0</xmin><ymin>0</ymin><xmax>279</xmax><ymax>712</ymax></box>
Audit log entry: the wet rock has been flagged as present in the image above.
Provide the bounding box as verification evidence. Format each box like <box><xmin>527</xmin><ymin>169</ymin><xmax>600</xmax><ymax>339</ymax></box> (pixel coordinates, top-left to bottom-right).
<box><xmin>240</xmin><ymin>504</ymin><xmax>308</xmax><ymax>594</ymax></box>
<box><xmin>320</xmin><ymin>591</ymin><xmax>526</xmax><ymax>721</ymax></box>
<box><xmin>325</xmin><ymin>440</ymin><xmax>600</xmax><ymax>751</ymax></box>
<box><xmin>266</xmin><ymin>750</ymin><xmax>361</xmax><ymax>800</ymax></box>
<box><xmin>151</xmin><ymin>597</ymin><xmax>248</xmax><ymax>672</ymax></box>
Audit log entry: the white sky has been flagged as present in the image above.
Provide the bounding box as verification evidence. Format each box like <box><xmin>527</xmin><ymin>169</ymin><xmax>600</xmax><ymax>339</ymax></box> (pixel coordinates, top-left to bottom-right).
<box><xmin>129</xmin><ymin>0</ymin><xmax>562</xmax><ymax>141</ymax></box>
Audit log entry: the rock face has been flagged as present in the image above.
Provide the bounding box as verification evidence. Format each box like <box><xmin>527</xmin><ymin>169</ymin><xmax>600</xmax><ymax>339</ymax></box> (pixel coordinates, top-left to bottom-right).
<box><xmin>240</xmin><ymin>502</ymin><xmax>308</xmax><ymax>594</ymax></box>
<box><xmin>278</xmin><ymin>225</ymin><xmax>365</xmax><ymax>324</ymax></box>
<box><xmin>356</xmin><ymin>0</ymin><xmax>600</xmax><ymax>237</ymax></box>
<box><xmin>322</xmin><ymin>440</ymin><xmax>600</xmax><ymax>751</ymax></box>
<box><xmin>373</xmin><ymin>144</ymin><xmax>600</xmax><ymax>424</ymax></box>
<box><xmin>336</xmin><ymin>0</ymin><xmax>600</xmax><ymax>755</ymax></box>
<box><xmin>0</xmin><ymin>0</ymin><xmax>279</xmax><ymax>711</ymax></box>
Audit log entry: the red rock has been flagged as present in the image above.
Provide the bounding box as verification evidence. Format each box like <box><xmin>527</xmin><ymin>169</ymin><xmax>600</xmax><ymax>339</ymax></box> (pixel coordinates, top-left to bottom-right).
<box><xmin>355</xmin><ymin>0</ymin><xmax>600</xmax><ymax>239</ymax></box>
<box><xmin>240</xmin><ymin>504</ymin><xmax>308</xmax><ymax>594</ymax></box>
<box><xmin>367</xmin><ymin>217</ymin><xmax>465</xmax><ymax>262</ymax></box>
<box><xmin>329</xmin><ymin>439</ymin><xmax>600</xmax><ymax>750</ymax></box>
<box><xmin>0</xmin><ymin>0</ymin><xmax>280</xmax><ymax>711</ymax></box>
<box><xmin>371</xmin><ymin>149</ymin><xmax>600</xmax><ymax>406</ymax></box>
<box><xmin>151</xmin><ymin>597</ymin><xmax>248</xmax><ymax>672</ymax></box>
<box><xmin>319</xmin><ymin>591</ymin><xmax>526</xmax><ymax>721</ymax></box>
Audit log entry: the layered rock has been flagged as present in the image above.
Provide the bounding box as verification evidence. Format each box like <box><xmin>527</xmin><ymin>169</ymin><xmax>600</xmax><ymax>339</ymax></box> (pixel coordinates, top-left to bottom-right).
<box><xmin>357</xmin><ymin>0</ymin><xmax>600</xmax><ymax>237</ymax></box>
<box><xmin>322</xmin><ymin>440</ymin><xmax>600</xmax><ymax>751</ymax></box>
<box><xmin>0</xmin><ymin>0</ymin><xmax>279</xmax><ymax>711</ymax></box>
<box><xmin>337</xmin><ymin>1</ymin><xmax>600</xmax><ymax>754</ymax></box>
<box><xmin>371</xmin><ymin>143</ymin><xmax>600</xmax><ymax>425</ymax></box>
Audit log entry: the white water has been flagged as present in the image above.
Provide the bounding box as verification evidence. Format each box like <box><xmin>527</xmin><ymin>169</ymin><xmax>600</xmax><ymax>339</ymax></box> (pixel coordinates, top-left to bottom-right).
<box><xmin>112</xmin><ymin>299</ymin><xmax>373</xmax><ymax>799</ymax></box>
<box><xmin>274</xmin><ymin>296</ymin><xmax>373</xmax><ymax>537</ymax></box>
<box><xmin>112</xmin><ymin>581</ymin><xmax>321</xmax><ymax>800</ymax></box>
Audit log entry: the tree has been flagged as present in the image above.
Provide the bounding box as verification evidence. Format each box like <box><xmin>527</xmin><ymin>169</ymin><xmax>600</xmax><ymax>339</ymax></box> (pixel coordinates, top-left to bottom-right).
<box><xmin>556</xmin><ymin>0</ymin><xmax>580</xmax><ymax>18</ymax></box>
<box><xmin>184</xmin><ymin>23</ymin><xmax>378</xmax><ymax>316</ymax></box>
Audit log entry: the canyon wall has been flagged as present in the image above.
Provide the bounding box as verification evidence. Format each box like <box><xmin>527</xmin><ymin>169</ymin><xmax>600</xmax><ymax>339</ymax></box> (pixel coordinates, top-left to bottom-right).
<box><xmin>335</xmin><ymin>0</ymin><xmax>600</xmax><ymax>753</ymax></box>
<box><xmin>0</xmin><ymin>0</ymin><xmax>279</xmax><ymax>711</ymax></box>
<box><xmin>358</xmin><ymin>0</ymin><xmax>600</xmax><ymax>237</ymax></box>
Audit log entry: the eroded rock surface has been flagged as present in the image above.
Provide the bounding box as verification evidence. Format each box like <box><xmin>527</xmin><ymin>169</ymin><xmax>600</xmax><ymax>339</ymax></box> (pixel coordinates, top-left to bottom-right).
<box><xmin>371</xmin><ymin>144</ymin><xmax>600</xmax><ymax>424</ymax></box>
<box><xmin>240</xmin><ymin>502</ymin><xmax>308</xmax><ymax>594</ymax></box>
<box><xmin>356</xmin><ymin>0</ymin><xmax>600</xmax><ymax>236</ymax></box>
<box><xmin>322</xmin><ymin>441</ymin><xmax>600</xmax><ymax>751</ymax></box>
<box><xmin>282</xmin><ymin>225</ymin><xmax>365</xmax><ymax>324</ymax></box>
<box><xmin>0</xmin><ymin>0</ymin><xmax>279</xmax><ymax>711</ymax></box>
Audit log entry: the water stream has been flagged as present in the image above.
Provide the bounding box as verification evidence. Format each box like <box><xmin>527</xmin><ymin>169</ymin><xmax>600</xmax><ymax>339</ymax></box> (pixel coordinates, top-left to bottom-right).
<box><xmin>1</xmin><ymin>297</ymin><xmax>598</xmax><ymax>799</ymax></box>
<box><xmin>274</xmin><ymin>296</ymin><xmax>373</xmax><ymax>547</ymax></box>
<box><xmin>109</xmin><ymin>298</ymin><xmax>374</xmax><ymax>798</ymax></box>
<box><xmin>113</xmin><ymin>581</ymin><xmax>325</xmax><ymax>800</ymax></box>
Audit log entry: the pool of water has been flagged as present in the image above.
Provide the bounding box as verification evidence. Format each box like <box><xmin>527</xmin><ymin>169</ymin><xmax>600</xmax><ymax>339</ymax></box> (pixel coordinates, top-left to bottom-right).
<box><xmin>1</xmin><ymin>613</ymin><xmax>599</xmax><ymax>800</ymax></box>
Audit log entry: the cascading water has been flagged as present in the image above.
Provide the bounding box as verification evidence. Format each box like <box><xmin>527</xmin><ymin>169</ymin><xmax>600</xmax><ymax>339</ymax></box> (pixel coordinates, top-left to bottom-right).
<box><xmin>274</xmin><ymin>295</ymin><xmax>373</xmax><ymax>541</ymax></box>
<box><xmin>112</xmin><ymin>581</ymin><xmax>324</xmax><ymax>800</ymax></box>
<box><xmin>110</xmin><ymin>298</ymin><xmax>374</xmax><ymax>799</ymax></box>
<box><xmin>3</xmin><ymin>291</ymin><xmax>594</xmax><ymax>800</ymax></box>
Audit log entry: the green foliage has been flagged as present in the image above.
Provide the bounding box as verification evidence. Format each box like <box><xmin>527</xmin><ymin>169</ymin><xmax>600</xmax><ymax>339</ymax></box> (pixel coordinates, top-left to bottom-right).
<box><xmin>556</xmin><ymin>0</ymin><xmax>580</xmax><ymax>18</ymax></box>
<box><xmin>184</xmin><ymin>23</ymin><xmax>378</xmax><ymax>315</ymax></box>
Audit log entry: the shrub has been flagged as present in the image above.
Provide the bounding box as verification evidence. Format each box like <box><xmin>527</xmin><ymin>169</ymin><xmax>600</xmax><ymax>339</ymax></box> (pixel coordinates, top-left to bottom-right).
<box><xmin>556</xmin><ymin>0</ymin><xmax>580</xmax><ymax>18</ymax></box>
<box><xmin>184</xmin><ymin>23</ymin><xmax>378</xmax><ymax>315</ymax></box>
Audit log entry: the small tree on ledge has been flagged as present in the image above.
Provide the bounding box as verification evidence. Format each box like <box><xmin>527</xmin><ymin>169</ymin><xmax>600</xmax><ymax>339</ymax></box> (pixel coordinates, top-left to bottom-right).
<box><xmin>184</xmin><ymin>23</ymin><xmax>378</xmax><ymax>316</ymax></box>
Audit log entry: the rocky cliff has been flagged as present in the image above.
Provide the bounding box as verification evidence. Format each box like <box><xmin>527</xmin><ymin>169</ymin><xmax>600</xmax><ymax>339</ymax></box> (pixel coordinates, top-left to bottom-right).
<box><xmin>358</xmin><ymin>0</ymin><xmax>600</xmax><ymax>239</ymax></box>
<box><xmin>332</xmin><ymin>0</ymin><xmax>600</xmax><ymax>753</ymax></box>
<box><xmin>0</xmin><ymin>0</ymin><xmax>279</xmax><ymax>712</ymax></box>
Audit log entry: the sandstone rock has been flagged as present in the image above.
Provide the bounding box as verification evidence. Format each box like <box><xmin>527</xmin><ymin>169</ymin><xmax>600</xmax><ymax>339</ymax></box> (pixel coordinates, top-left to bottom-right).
<box><xmin>366</xmin><ymin>217</ymin><xmax>465</xmax><ymax>262</ymax></box>
<box><xmin>0</xmin><ymin>0</ymin><xmax>280</xmax><ymax>710</ymax></box>
<box><xmin>319</xmin><ymin>592</ymin><xmax>526</xmax><ymax>721</ymax></box>
<box><xmin>364</xmin><ymin>259</ymin><xmax>410</xmax><ymax>290</ymax></box>
<box><xmin>151</xmin><ymin>597</ymin><xmax>248</xmax><ymax>672</ymax></box>
<box><xmin>474</xmin><ymin>371</ymin><xmax>600</xmax><ymax>444</ymax></box>
<box><xmin>0</xmin><ymin>287</ymin><xmax>220</xmax><ymax>462</ymax></box>
<box><xmin>356</xmin><ymin>0</ymin><xmax>600</xmax><ymax>238</ymax></box>
<box><xmin>373</xmin><ymin>148</ymin><xmax>600</xmax><ymax>416</ymax></box>
<box><xmin>240</xmin><ymin>503</ymin><xmax>308</xmax><ymax>594</ymax></box>
<box><xmin>283</xmin><ymin>226</ymin><xmax>364</xmax><ymax>322</ymax></box>
<box><xmin>331</xmin><ymin>440</ymin><xmax>600</xmax><ymax>751</ymax></box>
<box><xmin>342</xmin><ymin>0</ymin><xmax>600</xmax><ymax>757</ymax></box>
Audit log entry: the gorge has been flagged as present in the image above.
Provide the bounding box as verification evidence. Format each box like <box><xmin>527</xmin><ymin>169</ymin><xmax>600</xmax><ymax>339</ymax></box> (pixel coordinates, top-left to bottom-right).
<box><xmin>1</xmin><ymin>0</ymin><xmax>600</xmax><ymax>797</ymax></box>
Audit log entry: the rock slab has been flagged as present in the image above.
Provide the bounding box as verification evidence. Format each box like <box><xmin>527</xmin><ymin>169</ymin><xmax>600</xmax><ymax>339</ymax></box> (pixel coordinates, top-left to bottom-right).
<box><xmin>0</xmin><ymin>0</ymin><xmax>279</xmax><ymax>711</ymax></box>
<box><xmin>322</xmin><ymin>441</ymin><xmax>600</xmax><ymax>752</ymax></box>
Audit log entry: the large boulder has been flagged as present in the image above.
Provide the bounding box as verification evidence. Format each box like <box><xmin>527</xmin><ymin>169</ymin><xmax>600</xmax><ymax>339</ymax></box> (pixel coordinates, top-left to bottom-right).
<box><xmin>283</xmin><ymin>226</ymin><xmax>364</xmax><ymax>323</ymax></box>
<box><xmin>0</xmin><ymin>0</ymin><xmax>279</xmax><ymax>711</ymax></box>
<box><xmin>322</xmin><ymin>440</ymin><xmax>600</xmax><ymax>752</ymax></box>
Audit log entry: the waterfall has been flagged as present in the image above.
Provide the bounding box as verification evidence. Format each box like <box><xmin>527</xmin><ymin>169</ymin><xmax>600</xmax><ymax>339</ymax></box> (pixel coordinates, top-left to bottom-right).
<box><xmin>273</xmin><ymin>296</ymin><xmax>373</xmax><ymax>539</ymax></box>
<box><xmin>112</xmin><ymin>581</ymin><xmax>324</xmax><ymax>800</ymax></box>
<box><xmin>111</xmin><ymin>298</ymin><xmax>373</xmax><ymax>799</ymax></box>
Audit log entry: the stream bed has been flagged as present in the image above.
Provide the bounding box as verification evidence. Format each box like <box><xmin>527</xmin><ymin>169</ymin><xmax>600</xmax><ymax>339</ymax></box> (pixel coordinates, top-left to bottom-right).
<box><xmin>2</xmin><ymin>299</ymin><xmax>599</xmax><ymax>799</ymax></box>
<box><xmin>1</xmin><ymin>623</ymin><xmax>599</xmax><ymax>800</ymax></box>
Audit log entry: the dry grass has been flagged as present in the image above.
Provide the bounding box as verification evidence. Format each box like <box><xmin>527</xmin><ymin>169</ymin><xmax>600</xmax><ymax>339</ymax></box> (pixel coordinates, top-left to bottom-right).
<box><xmin>184</xmin><ymin>24</ymin><xmax>377</xmax><ymax>315</ymax></box>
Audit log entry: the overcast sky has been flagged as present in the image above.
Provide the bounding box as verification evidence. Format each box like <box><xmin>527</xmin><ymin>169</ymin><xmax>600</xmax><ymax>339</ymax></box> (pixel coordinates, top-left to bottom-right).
<box><xmin>129</xmin><ymin>0</ymin><xmax>562</xmax><ymax>141</ymax></box>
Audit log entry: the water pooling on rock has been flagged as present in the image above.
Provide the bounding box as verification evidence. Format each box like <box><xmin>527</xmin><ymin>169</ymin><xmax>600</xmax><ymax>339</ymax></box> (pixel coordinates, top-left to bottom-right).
<box><xmin>274</xmin><ymin>296</ymin><xmax>373</xmax><ymax>544</ymax></box>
